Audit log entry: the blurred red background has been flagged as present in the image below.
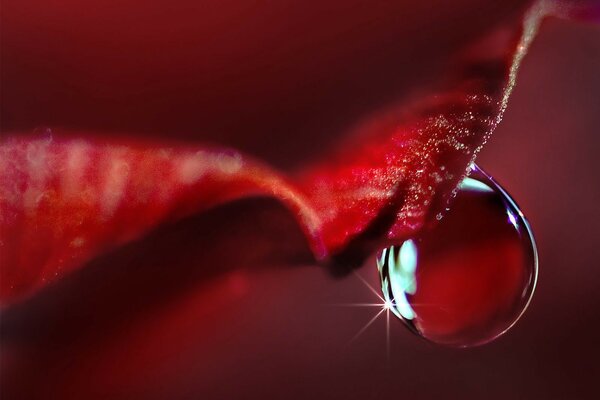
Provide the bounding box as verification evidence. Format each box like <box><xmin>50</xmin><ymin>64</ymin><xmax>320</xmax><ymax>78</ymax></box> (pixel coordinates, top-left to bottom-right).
<box><xmin>1</xmin><ymin>1</ymin><xmax>599</xmax><ymax>399</ymax></box>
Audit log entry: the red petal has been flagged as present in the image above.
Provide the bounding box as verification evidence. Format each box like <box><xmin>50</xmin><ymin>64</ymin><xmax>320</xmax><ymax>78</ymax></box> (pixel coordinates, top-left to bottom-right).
<box><xmin>1</xmin><ymin>2</ymin><xmax>564</xmax><ymax>304</ymax></box>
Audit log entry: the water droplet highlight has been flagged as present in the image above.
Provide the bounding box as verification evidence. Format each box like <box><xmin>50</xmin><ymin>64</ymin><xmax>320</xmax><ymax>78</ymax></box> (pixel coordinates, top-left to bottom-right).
<box><xmin>377</xmin><ymin>164</ymin><xmax>537</xmax><ymax>347</ymax></box>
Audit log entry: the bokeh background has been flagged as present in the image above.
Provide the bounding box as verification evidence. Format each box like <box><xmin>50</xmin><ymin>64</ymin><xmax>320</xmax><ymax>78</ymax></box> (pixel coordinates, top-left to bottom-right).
<box><xmin>2</xmin><ymin>1</ymin><xmax>600</xmax><ymax>399</ymax></box>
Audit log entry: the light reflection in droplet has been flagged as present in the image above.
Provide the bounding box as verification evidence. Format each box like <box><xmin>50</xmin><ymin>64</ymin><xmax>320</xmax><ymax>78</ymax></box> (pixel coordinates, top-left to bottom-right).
<box><xmin>378</xmin><ymin>164</ymin><xmax>538</xmax><ymax>347</ymax></box>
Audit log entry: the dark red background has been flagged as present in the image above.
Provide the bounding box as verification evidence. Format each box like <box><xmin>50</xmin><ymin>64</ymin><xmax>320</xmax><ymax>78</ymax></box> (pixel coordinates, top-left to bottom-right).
<box><xmin>1</xmin><ymin>1</ymin><xmax>599</xmax><ymax>399</ymax></box>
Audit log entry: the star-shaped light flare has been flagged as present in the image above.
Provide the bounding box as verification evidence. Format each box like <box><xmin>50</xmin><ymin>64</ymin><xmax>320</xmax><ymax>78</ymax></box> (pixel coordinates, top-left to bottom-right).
<box><xmin>331</xmin><ymin>270</ymin><xmax>393</xmax><ymax>361</ymax></box>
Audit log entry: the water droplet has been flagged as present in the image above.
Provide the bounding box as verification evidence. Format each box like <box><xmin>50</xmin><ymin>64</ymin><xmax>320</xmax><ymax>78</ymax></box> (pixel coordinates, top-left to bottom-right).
<box><xmin>377</xmin><ymin>164</ymin><xmax>537</xmax><ymax>347</ymax></box>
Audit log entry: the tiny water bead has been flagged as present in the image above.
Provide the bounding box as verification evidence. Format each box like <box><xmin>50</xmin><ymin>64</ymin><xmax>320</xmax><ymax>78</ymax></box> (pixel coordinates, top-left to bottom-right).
<box><xmin>377</xmin><ymin>165</ymin><xmax>537</xmax><ymax>347</ymax></box>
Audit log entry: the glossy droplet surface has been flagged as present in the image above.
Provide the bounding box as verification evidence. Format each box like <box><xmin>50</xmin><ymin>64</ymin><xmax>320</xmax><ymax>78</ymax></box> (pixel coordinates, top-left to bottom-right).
<box><xmin>378</xmin><ymin>165</ymin><xmax>537</xmax><ymax>347</ymax></box>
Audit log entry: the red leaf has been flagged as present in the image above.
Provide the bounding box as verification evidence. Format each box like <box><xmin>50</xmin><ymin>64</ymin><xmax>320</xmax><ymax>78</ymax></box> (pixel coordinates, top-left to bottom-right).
<box><xmin>0</xmin><ymin>2</ymin><xmax>561</xmax><ymax>304</ymax></box>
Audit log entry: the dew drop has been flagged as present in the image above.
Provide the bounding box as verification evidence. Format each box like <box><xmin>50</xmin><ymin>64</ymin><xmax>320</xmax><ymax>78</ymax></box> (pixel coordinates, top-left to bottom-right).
<box><xmin>377</xmin><ymin>164</ymin><xmax>537</xmax><ymax>347</ymax></box>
